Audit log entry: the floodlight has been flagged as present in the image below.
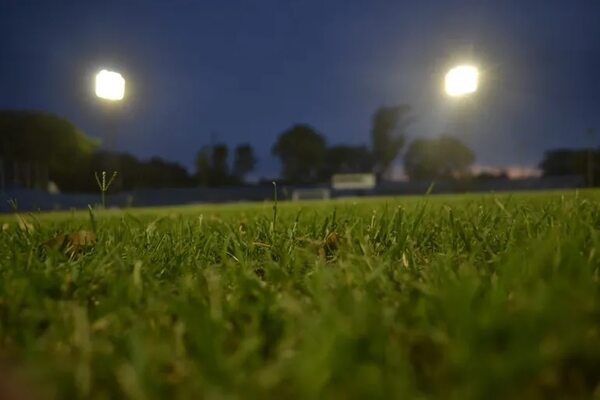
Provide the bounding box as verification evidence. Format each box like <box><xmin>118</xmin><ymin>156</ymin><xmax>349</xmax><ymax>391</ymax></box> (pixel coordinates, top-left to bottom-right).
<box><xmin>95</xmin><ymin>69</ymin><xmax>125</xmax><ymax>101</ymax></box>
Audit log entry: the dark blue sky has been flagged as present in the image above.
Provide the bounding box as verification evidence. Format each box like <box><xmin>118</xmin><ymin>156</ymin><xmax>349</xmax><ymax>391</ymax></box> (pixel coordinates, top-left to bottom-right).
<box><xmin>1</xmin><ymin>0</ymin><xmax>599</xmax><ymax>177</ymax></box>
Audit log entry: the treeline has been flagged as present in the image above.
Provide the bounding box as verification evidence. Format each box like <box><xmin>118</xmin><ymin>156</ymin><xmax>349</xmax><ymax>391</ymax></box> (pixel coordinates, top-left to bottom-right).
<box><xmin>269</xmin><ymin>105</ymin><xmax>479</xmax><ymax>184</ymax></box>
<box><xmin>1</xmin><ymin>109</ymin><xmax>597</xmax><ymax>193</ymax></box>
<box><xmin>539</xmin><ymin>148</ymin><xmax>600</xmax><ymax>185</ymax></box>
<box><xmin>1</xmin><ymin>111</ymin><xmax>96</xmax><ymax>192</ymax></box>
<box><xmin>1</xmin><ymin>106</ymin><xmax>478</xmax><ymax>192</ymax></box>
<box><xmin>195</xmin><ymin>143</ymin><xmax>257</xmax><ymax>187</ymax></box>
<box><xmin>0</xmin><ymin>111</ymin><xmax>256</xmax><ymax>192</ymax></box>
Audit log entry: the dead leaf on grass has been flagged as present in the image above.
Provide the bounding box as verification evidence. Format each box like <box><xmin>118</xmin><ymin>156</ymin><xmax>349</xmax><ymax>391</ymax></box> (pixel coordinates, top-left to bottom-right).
<box><xmin>324</xmin><ymin>232</ymin><xmax>340</xmax><ymax>251</ymax></box>
<box><xmin>320</xmin><ymin>231</ymin><xmax>341</xmax><ymax>260</ymax></box>
<box><xmin>43</xmin><ymin>230</ymin><xmax>97</xmax><ymax>257</ymax></box>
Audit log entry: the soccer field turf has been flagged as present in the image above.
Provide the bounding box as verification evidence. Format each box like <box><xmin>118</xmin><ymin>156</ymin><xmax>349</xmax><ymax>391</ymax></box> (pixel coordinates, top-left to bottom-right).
<box><xmin>0</xmin><ymin>190</ymin><xmax>599</xmax><ymax>399</ymax></box>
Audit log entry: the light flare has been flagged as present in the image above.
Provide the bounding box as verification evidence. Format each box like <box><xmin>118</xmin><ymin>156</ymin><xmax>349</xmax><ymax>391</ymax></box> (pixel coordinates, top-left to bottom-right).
<box><xmin>95</xmin><ymin>69</ymin><xmax>125</xmax><ymax>101</ymax></box>
<box><xmin>445</xmin><ymin>65</ymin><xmax>478</xmax><ymax>97</ymax></box>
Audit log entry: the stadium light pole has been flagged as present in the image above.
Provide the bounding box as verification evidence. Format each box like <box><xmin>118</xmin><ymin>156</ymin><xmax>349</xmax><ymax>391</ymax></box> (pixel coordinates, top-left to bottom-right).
<box><xmin>441</xmin><ymin>64</ymin><xmax>480</xmax><ymax>177</ymax></box>
<box><xmin>444</xmin><ymin>64</ymin><xmax>479</xmax><ymax>134</ymax></box>
<box><xmin>444</xmin><ymin>65</ymin><xmax>479</xmax><ymax>98</ymax></box>
<box><xmin>95</xmin><ymin>69</ymin><xmax>125</xmax><ymax>150</ymax></box>
<box><xmin>95</xmin><ymin>69</ymin><xmax>126</xmax><ymax>192</ymax></box>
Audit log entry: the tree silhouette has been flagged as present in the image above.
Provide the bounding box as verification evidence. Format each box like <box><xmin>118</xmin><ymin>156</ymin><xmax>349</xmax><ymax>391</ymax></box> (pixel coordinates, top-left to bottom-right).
<box><xmin>211</xmin><ymin>144</ymin><xmax>229</xmax><ymax>185</ymax></box>
<box><xmin>194</xmin><ymin>144</ymin><xmax>231</xmax><ymax>186</ymax></box>
<box><xmin>540</xmin><ymin>148</ymin><xmax>600</xmax><ymax>185</ymax></box>
<box><xmin>320</xmin><ymin>145</ymin><xmax>374</xmax><ymax>180</ymax></box>
<box><xmin>233</xmin><ymin>144</ymin><xmax>257</xmax><ymax>182</ymax></box>
<box><xmin>0</xmin><ymin>110</ymin><xmax>97</xmax><ymax>190</ymax></box>
<box><xmin>370</xmin><ymin>105</ymin><xmax>411</xmax><ymax>180</ymax></box>
<box><xmin>117</xmin><ymin>155</ymin><xmax>192</xmax><ymax>189</ymax></box>
<box><xmin>272</xmin><ymin>124</ymin><xmax>326</xmax><ymax>183</ymax></box>
<box><xmin>195</xmin><ymin>146</ymin><xmax>212</xmax><ymax>186</ymax></box>
<box><xmin>404</xmin><ymin>135</ymin><xmax>475</xmax><ymax>180</ymax></box>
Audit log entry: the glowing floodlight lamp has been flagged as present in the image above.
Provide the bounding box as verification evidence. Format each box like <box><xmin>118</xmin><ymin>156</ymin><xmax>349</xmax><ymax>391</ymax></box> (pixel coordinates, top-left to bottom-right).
<box><xmin>445</xmin><ymin>65</ymin><xmax>478</xmax><ymax>97</ymax></box>
<box><xmin>95</xmin><ymin>69</ymin><xmax>125</xmax><ymax>101</ymax></box>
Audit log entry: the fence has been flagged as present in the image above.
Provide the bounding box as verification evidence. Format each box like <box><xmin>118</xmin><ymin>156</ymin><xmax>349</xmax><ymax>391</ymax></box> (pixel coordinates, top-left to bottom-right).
<box><xmin>0</xmin><ymin>175</ymin><xmax>586</xmax><ymax>213</ymax></box>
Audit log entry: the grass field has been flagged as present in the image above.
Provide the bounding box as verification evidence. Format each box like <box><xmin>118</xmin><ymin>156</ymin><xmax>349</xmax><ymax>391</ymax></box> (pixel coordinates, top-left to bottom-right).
<box><xmin>0</xmin><ymin>190</ymin><xmax>599</xmax><ymax>399</ymax></box>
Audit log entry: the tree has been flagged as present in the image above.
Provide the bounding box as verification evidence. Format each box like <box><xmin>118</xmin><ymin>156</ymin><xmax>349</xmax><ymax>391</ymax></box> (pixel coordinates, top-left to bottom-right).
<box><xmin>539</xmin><ymin>148</ymin><xmax>599</xmax><ymax>185</ymax></box>
<box><xmin>272</xmin><ymin>124</ymin><xmax>326</xmax><ymax>183</ymax></box>
<box><xmin>195</xmin><ymin>146</ymin><xmax>212</xmax><ymax>186</ymax></box>
<box><xmin>370</xmin><ymin>105</ymin><xmax>411</xmax><ymax>180</ymax></box>
<box><xmin>194</xmin><ymin>144</ymin><xmax>231</xmax><ymax>186</ymax></box>
<box><xmin>121</xmin><ymin>156</ymin><xmax>192</xmax><ymax>189</ymax></box>
<box><xmin>404</xmin><ymin>135</ymin><xmax>475</xmax><ymax>180</ymax></box>
<box><xmin>233</xmin><ymin>144</ymin><xmax>257</xmax><ymax>182</ymax></box>
<box><xmin>0</xmin><ymin>111</ymin><xmax>198</xmax><ymax>192</ymax></box>
<box><xmin>0</xmin><ymin>110</ymin><xmax>97</xmax><ymax>191</ymax></box>
<box><xmin>211</xmin><ymin>144</ymin><xmax>229</xmax><ymax>186</ymax></box>
<box><xmin>539</xmin><ymin>149</ymin><xmax>581</xmax><ymax>176</ymax></box>
<box><xmin>320</xmin><ymin>145</ymin><xmax>374</xmax><ymax>179</ymax></box>
<box><xmin>75</xmin><ymin>151</ymin><xmax>194</xmax><ymax>192</ymax></box>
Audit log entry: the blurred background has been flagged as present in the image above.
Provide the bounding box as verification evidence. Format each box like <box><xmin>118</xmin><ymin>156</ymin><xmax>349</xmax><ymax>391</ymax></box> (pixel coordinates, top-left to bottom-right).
<box><xmin>0</xmin><ymin>0</ymin><xmax>599</xmax><ymax>210</ymax></box>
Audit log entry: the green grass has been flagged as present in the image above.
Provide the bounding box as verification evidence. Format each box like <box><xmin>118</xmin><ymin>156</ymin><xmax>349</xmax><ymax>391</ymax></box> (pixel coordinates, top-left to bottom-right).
<box><xmin>1</xmin><ymin>190</ymin><xmax>599</xmax><ymax>399</ymax></box>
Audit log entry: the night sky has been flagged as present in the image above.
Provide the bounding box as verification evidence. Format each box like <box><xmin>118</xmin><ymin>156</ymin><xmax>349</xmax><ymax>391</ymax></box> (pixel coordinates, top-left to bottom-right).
<box><xmin>1</xmin><ymin>0</ymin><xmax>599</xmax><ymax>178</ymax></box>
